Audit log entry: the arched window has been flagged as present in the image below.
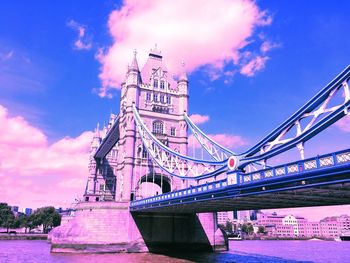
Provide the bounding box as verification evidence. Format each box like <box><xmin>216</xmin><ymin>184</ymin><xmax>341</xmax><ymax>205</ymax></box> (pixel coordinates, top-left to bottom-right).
<box><xmin>160</xmin><ymin>94</ymin><xmax>165</xmax><ymax>103</ymax></box>
<box><xmin>137</xmin><ymin>145</ymin><xmax>142</xmax><ymax>158</ymax></box>
<box><xmin>153</xmin><ymin>79</ymin><xmax>159</xmax><ymax>88</ymax></box>
<box><xmin>142</xmin><ymin>148</ymin><xmax>147</xmax><ymax>158</ymax></box>
<box><xmin>137</xmin><ymin>145</ymin><xmax>148</xmax><ymax>159</ymax></box>
<box><xmin>153</xmin><ymin>93</ymin><xmax>158</xmax><ymax>102</ymax></box>
<box><xmin>153</xmin><ymin>121</ymin><xmax>164</xmax><ymax>134</ymax></box>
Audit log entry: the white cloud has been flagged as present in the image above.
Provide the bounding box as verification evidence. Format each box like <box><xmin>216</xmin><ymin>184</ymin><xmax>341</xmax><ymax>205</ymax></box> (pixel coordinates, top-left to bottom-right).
<box><xmin>190</xmin><ymin>114</ymin><xmax>210</xmax><ymax>125</ymax></box>
<box><xmin>335</xmin><ymin>115</ymin><xmax>350</xmax><ymax>132</ymax></box>
<box><xmin>67</xmin><ymin>19</ymin><xmax>92</xmax><ymax>50</ymax></box>
<box><xmin>97</xmin><ymin>0</ymin><xmax>273</xmax><ymax>97</ymax></box>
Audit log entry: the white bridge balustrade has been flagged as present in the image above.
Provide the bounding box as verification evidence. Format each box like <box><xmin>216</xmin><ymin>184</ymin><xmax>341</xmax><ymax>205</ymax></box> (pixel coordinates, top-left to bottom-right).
<box><xmin>240</xmin><ymin>149</ymin><xmax>350</xmax><ymax>184</ymax></box>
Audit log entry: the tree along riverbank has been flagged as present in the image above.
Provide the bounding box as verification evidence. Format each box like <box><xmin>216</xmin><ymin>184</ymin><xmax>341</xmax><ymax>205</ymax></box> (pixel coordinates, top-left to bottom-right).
<box><xmin>0</xmin><ymin>203</ymin><xmax>61</xmax><ymax>234</ymax></box>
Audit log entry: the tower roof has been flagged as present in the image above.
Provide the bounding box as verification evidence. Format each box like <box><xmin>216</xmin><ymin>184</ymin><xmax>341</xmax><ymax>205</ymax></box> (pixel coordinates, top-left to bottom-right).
<box><xmin>128</xmin><ymin>49</ymin><xmax>139</xmax><ymax>72</ymax></box>
<box><xmin>93</xmin><ymin>123</ymin><xmax>100</xmax><ymax>138</ymax></box>
<box><xmin>178</xmin><ymin>61</ymin><xmax>188</xmax><ymax>82</ymax></box>
<box><xmin>149</xmin><ymin>44</ymin><xmax>162</xmax><ymax>59</ymax></box>
<box><xmin>140</xmin><ymin>45</ymin><xmax>177</xmax><ymax>88</ymax></box>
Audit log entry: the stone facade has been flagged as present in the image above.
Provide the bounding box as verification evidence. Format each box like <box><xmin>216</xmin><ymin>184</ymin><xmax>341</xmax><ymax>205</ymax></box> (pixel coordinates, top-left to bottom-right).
<box><xmin>84</xmin><ymin>46</ymin><xmax>188</xmax><ymax>203</ymax></box>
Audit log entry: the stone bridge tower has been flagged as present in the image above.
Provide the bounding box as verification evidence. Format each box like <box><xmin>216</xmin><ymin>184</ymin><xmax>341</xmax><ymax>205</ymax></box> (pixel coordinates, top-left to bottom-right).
<box><xmin>84</xmin><ymin>46</ymin><xmax>189</xmax><ymax>203</ymax></box>
<box><xmin>119</xmin><ymin>46</ymin><xmax>188</xmax><ymax>201</ymax></box>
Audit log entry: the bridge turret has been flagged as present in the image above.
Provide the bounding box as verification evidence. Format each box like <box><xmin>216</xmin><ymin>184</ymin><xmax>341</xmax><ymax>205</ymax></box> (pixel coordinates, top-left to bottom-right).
<box><xmin>177</xmin><ymin>62</ymin><xmax>189</xmax><ymax>156</ymax></box>
<box><xmin>91</xmin><ymin>123</ymin><xmax>101</xmax><ymax>152</ymax></box>
<box><xmin>116</xmin><ymin>50</ymin><xmax>142</xmax><ymax>201</ymax></box>
<box><xmin>84</xmin><ymin>123</ymin><xmax>102</xmax><ymax>201</ymax></box>
<box><xmin>107</xmin><ymin>113</ymin><xmax>118</xmax><ymax>131</ymax></box>
<box><xmin>178</xmin><ymin>61</ymin><xmax>188</xmax><ymax>114</ymax></box>
<box><xmin>124</xmin><ymin>50</ymin><xmax>141</xmax><ymax>107</ymax></box>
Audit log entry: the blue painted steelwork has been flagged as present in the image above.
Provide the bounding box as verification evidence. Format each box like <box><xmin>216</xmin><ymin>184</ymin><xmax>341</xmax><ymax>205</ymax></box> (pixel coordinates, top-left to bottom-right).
<box><xmin>238</xmin><ymin>148</ymin><xmax>350</xmax><ymax>184</ymax></box>
<box><xmin>238</xmin><ymin>65</ymin><xmax>350</xmax><ymax>168</ymax></box>
<box><xmin>184</xmin><ymin>114</ymin><xmax>269</xmax><ymax>170</ymax></box>
<box><xmin>133</xmin><ymin>104</ymin><xmax>228</xmax><ymax>179</ymax></box>
<box><xmin>130</xmin><ymin>148</ymin><xmax>350</xmax><ymax>211</ymax></box>
<box><xmin>184</xmin><ymin>113</ymin><xmax>236</xmax><ymax>161</ymax></box>
<box><xmin>94</xmin><ymin>116</ymin><xmax>120</xmax><ymax>160</ymax></box>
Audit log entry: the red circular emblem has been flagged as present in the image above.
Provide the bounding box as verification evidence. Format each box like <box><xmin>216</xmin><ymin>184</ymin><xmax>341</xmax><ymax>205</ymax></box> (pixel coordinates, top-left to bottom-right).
<box><xmin>228</xmin><ymin>156</ymin><xmax>237</xmax><ymax>170</ymax></box>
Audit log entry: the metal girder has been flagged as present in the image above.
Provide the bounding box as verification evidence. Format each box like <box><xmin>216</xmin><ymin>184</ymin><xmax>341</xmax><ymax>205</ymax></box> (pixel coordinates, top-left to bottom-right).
<box><xmin>238</xmin><ymin>65</ymin><xmax>350</xmax><ymax>168</ymax></box>
<box><xmin>184</xmin><ymin>113</ymin><xmax>235</xmax><ymax>161</ymax></box>
<box><xmin>133</xmin><ymin>104</ymin><xmax>227</xmax><ymax>180</ymax></box>
<box><xmin>94</xmin><ymin>116</ymin><xmax>120</xmax><ymax>160</ymax></box>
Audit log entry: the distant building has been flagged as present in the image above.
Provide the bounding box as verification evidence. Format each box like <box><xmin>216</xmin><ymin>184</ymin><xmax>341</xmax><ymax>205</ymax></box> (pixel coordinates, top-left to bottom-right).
<box><xmin>233</xmin><ymin>210</ymin><xmax>238</xmax><ymax>220</ymax></box>
<box><xmin>258</xmin><ymin>212</ymin><xmax>318</xmax><ymax>238</ymax></box>
<box><xmin>320</xmin><ymin>215</ymin><xmax>350</xmax><ymax>238</ymax></box>
<box><xmin>338</xmin><ymin>215</ymin><xmax>350</xmax><ymax>234</ymax></box>
<box><xmin>218</xmin><ymin>210</ymin><xmax>261</xmax><ymax>225</ymax></box>
<box><xmin>11</xmin><ymin>206</ymin><xmax>19</xmax><ymax>213</ymax></box>
<box><xmin>238</xmin><ymin>210</ymin><xmax>251</xmax><ymax>222</ymax></box>
<box><xmin>25</xmin><ymin>208</ymin><xmax>33</xmax><ymax>215</ymax></box>
<box><xmin>257</xmin><ymin>212</ymin><xmax>350</xmax><ymax>239</ymax></box>
<box><xmin>217</xmin><ymin>211</ymin><xmax>234</xmax><ymax>225</ymax></box>
<box><xmin>249</xmin><ymin>210</ymin><xmax>261</xmax><ymax>221</ymax></box>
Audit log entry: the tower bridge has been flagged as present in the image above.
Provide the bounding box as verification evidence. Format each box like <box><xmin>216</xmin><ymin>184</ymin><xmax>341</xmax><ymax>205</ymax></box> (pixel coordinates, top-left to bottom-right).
<box><xmin>50</xmin><ymin>47</ymin><xmax>350</xmax><ymax>253</ymax></box>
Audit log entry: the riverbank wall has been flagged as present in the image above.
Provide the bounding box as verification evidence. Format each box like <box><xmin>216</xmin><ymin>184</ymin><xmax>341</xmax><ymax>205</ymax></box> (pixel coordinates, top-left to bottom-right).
<box><xmin>0</xmin><ymin>234</ymin><xmax>47</xmax><ymax>240</ymax></box>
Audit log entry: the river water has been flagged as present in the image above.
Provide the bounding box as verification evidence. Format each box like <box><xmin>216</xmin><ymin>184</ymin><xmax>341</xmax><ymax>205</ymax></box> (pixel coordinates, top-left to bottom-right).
<box><xmin>0</xmin><ymin>240</ymin><xmax>349</xmax><ymax>262</ymax></box>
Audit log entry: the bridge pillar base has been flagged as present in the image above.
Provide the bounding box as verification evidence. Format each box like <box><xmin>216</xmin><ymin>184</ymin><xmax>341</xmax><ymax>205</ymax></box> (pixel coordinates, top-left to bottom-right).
<box><xmin>197</xmin><ymin>212</ymin><xmax>228</xmax><ymax>252</ymax></box>
<box><xmin>132</xmin><ymin>212</ymin><xmax>228</xmax><ymax>253</ymax></box>
<box><xmin>49</xmin><ymin>201</ymin><xmax>148</xmax><ymax>253</ymax></box>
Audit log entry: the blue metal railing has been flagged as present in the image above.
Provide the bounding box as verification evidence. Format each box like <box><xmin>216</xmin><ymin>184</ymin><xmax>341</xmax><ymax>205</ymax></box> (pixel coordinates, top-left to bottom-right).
<box><xmin>239</xmin><ymin>148</ymin><xmax>350</xmax><ymax>185</ymax></box>
<box><xmin>130</xmin><ymin>178</ymin><xmax>227</xmax><ymax>208</ymax></box>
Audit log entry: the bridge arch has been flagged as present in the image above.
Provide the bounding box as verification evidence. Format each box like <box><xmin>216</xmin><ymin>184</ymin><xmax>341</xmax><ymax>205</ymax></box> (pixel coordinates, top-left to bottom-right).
<box><xmin>136</xmin><ymin>172</ymin><xmax>172</xmax><ymax>198</ymax></box>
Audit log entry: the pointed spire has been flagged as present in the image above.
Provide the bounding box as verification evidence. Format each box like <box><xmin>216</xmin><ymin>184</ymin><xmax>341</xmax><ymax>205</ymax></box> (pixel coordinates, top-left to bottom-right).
<box><xmin>91</xmin><ymin>122</ymin><xmax>101</xmax><ymax>150</ymax></box>
<box><xmin>94</xmin><ymin>122</ymin><xmax>100</xmax><ymax>138</ymax></box>
<box><xmin>178</xmin><ymin>60</ymin><xmax>188</xmax><ymax>82</ymax></box>
<box><xmin>149</xmin><ymin>44</ymin><xmax>162</xmax><ymax>59</ymax></box>
<box><xmin>129</xmin><ymin>49</ymin><xmax>139</xmax><ymax>72</ymax></box>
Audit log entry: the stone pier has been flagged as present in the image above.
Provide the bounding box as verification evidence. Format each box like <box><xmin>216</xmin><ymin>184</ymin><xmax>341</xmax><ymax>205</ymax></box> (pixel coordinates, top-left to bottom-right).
<box><xmin>49</xmin><ymin>201</ymin><xmax>227</xmax><ymax>253</ymax></box>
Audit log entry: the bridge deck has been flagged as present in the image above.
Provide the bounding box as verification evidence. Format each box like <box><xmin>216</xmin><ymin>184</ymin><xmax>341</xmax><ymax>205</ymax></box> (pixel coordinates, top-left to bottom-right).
<box><xmin>130</xmin><ymin>149</ymin><xmax>350</xmax><ymax>213</ymax></box>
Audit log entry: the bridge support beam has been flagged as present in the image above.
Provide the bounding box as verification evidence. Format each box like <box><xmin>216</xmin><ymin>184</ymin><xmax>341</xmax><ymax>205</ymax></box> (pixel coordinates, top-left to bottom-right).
<box><xmin>49</xmin><ymin>201</ymin><xmax>227</xmax><ymax>253</ymax></box>
<box><xmin>131</xmin><ymin>211</ymin><xmax>227</xmax><ymax>253</ymax></box>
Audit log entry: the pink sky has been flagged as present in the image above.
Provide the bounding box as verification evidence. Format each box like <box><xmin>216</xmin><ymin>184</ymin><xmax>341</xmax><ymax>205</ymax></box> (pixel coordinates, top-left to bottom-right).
<box><xmin>0</xmin><ymin>105</ymin><xmax>93</xmax><ymax>210</ymax></box>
